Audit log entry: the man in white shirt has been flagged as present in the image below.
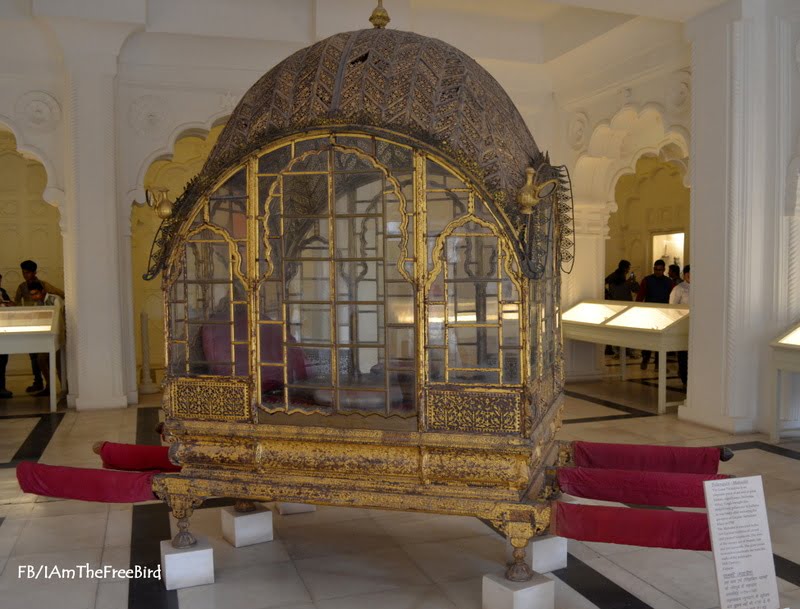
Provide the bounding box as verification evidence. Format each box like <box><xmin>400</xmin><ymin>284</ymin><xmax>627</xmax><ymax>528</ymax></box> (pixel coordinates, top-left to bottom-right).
<box><xmin>669</xmin><ymin>265</ymin><xmax>690</xmax><ymax>385</ymax></box>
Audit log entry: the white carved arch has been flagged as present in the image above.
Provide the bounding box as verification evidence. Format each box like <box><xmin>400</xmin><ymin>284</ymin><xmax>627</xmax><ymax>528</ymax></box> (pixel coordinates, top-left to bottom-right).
<box><xmin>572</xmin><ymin>104</ymin><xmax>690</xmax><ymax>215</ymax></box>
<box><xmin>0</xmin><ymin>113</ymin><xmax>64</xmax><ymax>208</ymax></box>
<box><xmin>127</xmin><ymin>110</ymin><xmax>231</xmax><ymax>206</ymax></box>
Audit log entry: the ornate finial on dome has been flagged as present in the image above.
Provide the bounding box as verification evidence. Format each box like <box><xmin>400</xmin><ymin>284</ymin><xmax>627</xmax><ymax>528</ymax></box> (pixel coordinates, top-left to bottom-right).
<box><xmin>369</xmin><ymin>0</ymin><xmax>390</xmax><ymax>28</ymax></box>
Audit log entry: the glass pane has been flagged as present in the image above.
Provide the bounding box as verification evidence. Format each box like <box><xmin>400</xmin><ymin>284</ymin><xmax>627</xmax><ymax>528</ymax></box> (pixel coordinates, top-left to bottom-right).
<box><xmin>502</xmin><ymin>304</ymin><xmax>520</xmax><ymax>346</ymax></box>
<box><xmin>287</xmin><ymin>303</ymin><xmax>330</xmax><ymax>343</ymax></box>
<box><xmin>501</xmin><ymin>276</ymin><xmax>519</xmax><ymax>302</ymax></box>
<box><xmin>260</xmin><ymin>370</ymin><xmax>284</xmax><ymax>405</ymax></box>
<box><xmin>194</xmin><ymin>322</ymin><xmax>233</xmax><ymax>375</ymax></box>
<box><xmin>233</xmin><ymin>304</ymin><xmax>248</xmax><ymax>341</ymax></box>
<box><xmin>233</xmin><ymin>344</ymin><xmax>248</xmax><ymax>376</ymax></box>
<box><xmin>258</xmin><ymin>145</ymin><xmax>291</xmax><ymax>173</ymax></box>
<box><xmin>335</xmin><ymin>216</ymin><xmax>382</xmax><ymax>259</ymax></box>
<box><xmin>428</xmin><ymin>348</ymin><xmax>444</xmax><ymax>382</ymax></box>
<box><xmin>337</xmin><ymin>304</ymin><xmax>383</xmax><ymax>344</ymax></box>
<box><xmin>209</xmin><ymin>198</ymin><xmax>247</xmax><ymax>239</ymax></box>
<box><xmin>295</xmin><ymin>138</ymin><xmax>328</xmax><ymax>158</ymax></box>
<box><xmin>286</xmin><ymin>262</ymin><xmax>329</xmax><ymax>301</ymax></box>
<box><xmin>426</xmin><ymin>158</ymin><xmax>466</xmax><ymax>190</ymax></box>
<box><xmin>335</xmin><ymin>136</ymin><xmax>374</xmax><ymax>156</ymax></box>
<box><xmin>428</xmin><ymin>305</ymin><xmax>445</xmax><ymax>346</ymax></box>
<box><xmin>186</xmin><ymin>243</ymin><xmax>232</xmax><ymax>281</ymax></box>
<box><xmin>288</xmin><ymin>386</ymin><xmax>332</xmax><ymax>411</ymax></box>
<box><xmin>377</xmin><ymin>141</ymin><xmax>413</xmax><ymax>172</ymax></box>
<box><xmin>259</xmin><ymin>176</ymin><xmax>278</xmax><ymax>213</ymax></box>
<box><xmin>169</xmin><ymin>342</ymin><xmax>186</xmax><ymax>374</ymax></box>
<box><xmin>334</xmin><ymin>149</ymin><xmax>374</xmax><ymax>171</ymax></box>
<box><xmin>337</xmin><ymin>347</ymin><xmax>383</xmax><ymax>387</ymax></box>
<box><xmin>427</xmin><ymin>192</ymin><xmax>466</xmax><ymax>236</ymax></box>
<box><xmin>388</xmin><ymin>371</ymin><xmax>414</xmax><ymax>412</ymax></box>
<box><xmin>284</xmin><ymin>174</ymin><xmax>328</xmax><ymax>216</ymax></box>
<box><xmin>259</xmin><ymin>281</ymin><xmax>283</xmax><ymax>321</ymax></box>
<box><xmin>187</xmin><ymin>283</ymin><xmax>231</xmax><ymax>321</ymax></box>
<box><xmin>387</xmin><ymin>296</ymin><xmax>413</xmax><ymax>324</ymax></box>
<box><xmin>291</xmin><ymin>147</ymin><xmax>328</xmax><ymax>172</ymax></box>
<box><xmin>387</xmin><ymin>327</ymin><xmax>414</xmax><ymax>363</ymax></box>
<box><xmin>334</xmin><ymin>173</ymin><xmax>383</xmax><ymax>214</ymax></box>
<box><xmin>259</xmin><ymin>323</ymin><xmax>283</xmax><ymax>364</ymax></box>
<box><xmin>447</xmin><ymin>282</ymin><xmax>499</xmax><ymax>324</ymax></box>
<box><xmin>448</xmin><ymin>326</ymin><xmax>498</xmax><ymax>369</ymax></box>
<box><xmin>385</xmin><ymin>239</ymin><xmax>402</xmax><ymax>280</ymax></box>
<box><xmin>336</xmin><ymin>261</ymin><xmax>382</xmax><ymax>301</ymax></box>
<box><xmin>502</xmin><ymin>350</ymin><xmax>521</xmax><ymax>385</ymax></box>
<box><xmin>210</xmin><ymin>168</ymin><xmax>246</xmax><ymax>198</ymax></box>
<box><xmin>284</xmin><ymin>219</ymin><xmax>330</xmax><ymax>258</ymax></box>
<box><xmin>337</xmin><ymin>389</ymin><xmax>385</xmax><ymax>412</ymax></box>
<box><xmin>447</xmin><ymin>235</ymin><xmax>498</xmax><ymax>279</ymax></box>
<box><xmin>298</xmin><ymin>347</ymin><xmax>332</xmax><ymax>385</ymax></box>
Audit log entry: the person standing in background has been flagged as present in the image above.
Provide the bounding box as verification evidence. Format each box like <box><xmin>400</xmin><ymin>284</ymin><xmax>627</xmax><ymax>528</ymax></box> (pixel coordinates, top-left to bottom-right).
<box><xmin>669</xmin><ymin>265</ymin><xmax>690</xmax><ymax>386</ymax></box>
<box><xmin>637</xmin><ymin>259</ymin><xmax>673</xmax><ymax>370</ymax></box>
<box><xmin>668</xmin><ymin>264</ymin><xmax>683</xmax><ymax>287</ymax></box>
<box><xmin>14</xmin><ymin>260</ymin><xmax>64</xmax><ymax>393</ymax></box>
<box><xmin>0</xmin><ymin>273</ymin><xmax>13</xmax><ymax>399</ymax></box>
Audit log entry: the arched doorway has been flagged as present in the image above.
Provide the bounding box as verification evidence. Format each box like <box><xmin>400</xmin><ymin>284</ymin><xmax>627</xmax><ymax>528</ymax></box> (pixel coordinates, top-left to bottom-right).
<box><xmin>606</xmin><ymin>149</ymin><xmax>690</xmax><ymax>279</ymax></box>
<box><xmin>131</xmin><ymin>124</ymin><xmax>226</xmax><ymax>389</ymax></box>
<box><xmin>0</xmin><ymin>128</ymin><xmax>64</xmax><ymax>394</ymax></box>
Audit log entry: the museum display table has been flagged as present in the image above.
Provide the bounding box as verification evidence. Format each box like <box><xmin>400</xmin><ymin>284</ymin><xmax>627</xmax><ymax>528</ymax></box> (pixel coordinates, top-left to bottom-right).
<box><xmin>0</xmin><ymin>305</ymin><xmax>65</xmax><ymax>411</ymax></box>
<box><xmin>562</xmin><ymin>300</ymin><xmax>689</xmax><ymax>414</ymax></box>
<box><xmin>769</xmin><ymin>323</ymin><xmax>800</xmax><ymax>442</ymax></box>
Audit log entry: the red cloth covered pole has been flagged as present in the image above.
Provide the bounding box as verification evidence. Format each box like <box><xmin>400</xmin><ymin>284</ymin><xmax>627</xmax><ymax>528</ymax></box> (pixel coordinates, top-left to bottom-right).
<box><xmin>557</xmin><ymin>467</ymin><xmax>729</xmax><ymax>508</ymax></box>
<box><xmin>16</xmin><ymin>462</ymin><xmax>157</xmax><ymax>503</ymax></box>
<box><xmin>573</xmin><ymin>441</ymin><xmax>721</xmax><ymax>474</ymax></box>
<box><xmin>552</xmin><ymin>501</ymin><xmax>711</xmax><ymax>551</ymax></box>
<box><xmin>97</xmin><ymin>442</ymin><xmax>181</xmax><ymax>472</ymax></box>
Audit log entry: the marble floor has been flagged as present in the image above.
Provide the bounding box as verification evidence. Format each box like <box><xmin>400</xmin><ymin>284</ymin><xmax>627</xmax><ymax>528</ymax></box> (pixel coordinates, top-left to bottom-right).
<box><xmin>0</xmin><ymin>365</ymin><xmax>799</xmax><ymax>609</ymax></box>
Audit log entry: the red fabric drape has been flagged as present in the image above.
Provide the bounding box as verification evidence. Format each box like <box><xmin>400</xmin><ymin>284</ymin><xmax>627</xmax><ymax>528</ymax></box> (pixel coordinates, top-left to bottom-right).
<box><xmin>573</xmin><ymin>441</ymin><xmax>721</xmax><ymax>474</ymax></box>
<box><xmin>552</xmin><ymin>501</ymin><xmax>711</xmax><ymax>551</ymax></box>
<box><xmin>16</xmin><ymin>462</ymin><xmax>157</xmax><ymax>503</ymax></box>
<box><xmin>557</xmin><ymin>467</ymin><xmax>728</xmax><ymax>508</ymax></box>
<box><xmin>98</xmin><ymin>442</ymin><xmax>181</xmax><ymax>472</ymax></box>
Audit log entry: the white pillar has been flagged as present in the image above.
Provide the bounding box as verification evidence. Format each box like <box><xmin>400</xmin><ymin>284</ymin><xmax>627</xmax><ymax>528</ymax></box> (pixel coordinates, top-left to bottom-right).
<box><xmin>42</xmin><ymin>16</ymin><xmax>142</xmax><ymax>410</ymax></box>
<box><xmin>563</xmin><ymin>203</ymin><xmax>612</xmax><ymax>381</ymax></box>
<box><xmin>680</xmin><ymin>0</ymin><xmax>784</xmax><ymax>433</ymax></box>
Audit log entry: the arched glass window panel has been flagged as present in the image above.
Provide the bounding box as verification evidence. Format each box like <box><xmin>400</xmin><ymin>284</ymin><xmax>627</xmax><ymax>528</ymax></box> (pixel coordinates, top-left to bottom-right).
<box><xmin>167</xmin><ymin>220</ymin><xmax>248</xmax><ymax>378</ymax></box>
<box><xmin>256</xmin><ymin>140</ymin><xmax>415</xmax><ymax>416</ymax></box>
<box><xmin>424</xmin><ymin>209</ymin><xmax>523</xmax><ymax>388</ymax></box>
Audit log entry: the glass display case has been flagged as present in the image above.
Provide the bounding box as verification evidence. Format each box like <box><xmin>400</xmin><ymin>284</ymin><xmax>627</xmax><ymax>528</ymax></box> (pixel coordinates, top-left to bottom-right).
<box><xmin>769</xmin><ymin>321</ymin><xmax>800</xmax><ymax>442</ymax></box>
<box><xmin>0</xmin><ymin>305</ymin><xmax>64</xmax><ymax>411</ymax></box>
<box><xmin>561</xmin><ymin>300</ymin><xmax>689</xmax><ymax>413</ymax></box>
<box><xmin>0</xmin><ymin>307</ymin><xmax>55</xmax><ymax>333</ymax></box>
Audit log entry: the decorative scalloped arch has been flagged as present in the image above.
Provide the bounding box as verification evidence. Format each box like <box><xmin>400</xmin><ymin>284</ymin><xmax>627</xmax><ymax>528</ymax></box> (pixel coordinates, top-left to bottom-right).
<box><xmin>0</xmin><ymin>114</ymin><xmax>64</xmax><ymax>208</ymax></box>
<box><xmin>572</xmin><ymin>104</ymin><xmax>689</xmax><ymax>213</ymax></box>
<box><xmin>128</xmin><ymin>111</ymin><xmax>231</xmax><ymax>206</ymax></box>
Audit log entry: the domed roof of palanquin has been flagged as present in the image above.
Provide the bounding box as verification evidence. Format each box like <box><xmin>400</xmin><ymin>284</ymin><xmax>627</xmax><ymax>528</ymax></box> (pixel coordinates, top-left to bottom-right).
<box><xmin>208</xmin><ymin>27</ymin><xmax>540</xmax><ymax>195</ymax></box>
<box><xmin>146</xmin><ymin>27</ymin><xmax>546</xmax><ymax>279</ymax></box>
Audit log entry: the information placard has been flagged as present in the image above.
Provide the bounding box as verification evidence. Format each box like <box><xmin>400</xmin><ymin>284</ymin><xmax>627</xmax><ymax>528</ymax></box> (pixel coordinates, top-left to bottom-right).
<box><xmin>703</xmin><ymin>476</ymin><xmax>780</xmax><ymax>609</ymax></box>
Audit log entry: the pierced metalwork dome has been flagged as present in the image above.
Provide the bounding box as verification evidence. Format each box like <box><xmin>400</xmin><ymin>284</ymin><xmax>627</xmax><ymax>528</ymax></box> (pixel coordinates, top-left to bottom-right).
<box><xmin>145</xmin><ymin>27</ymin><xmax>551</xmax><ymax>279</ymax></box>
<box><xmin>212</xmin><ymin>28</ymin><xmax>541</xmax><ymax>195</ymax></box>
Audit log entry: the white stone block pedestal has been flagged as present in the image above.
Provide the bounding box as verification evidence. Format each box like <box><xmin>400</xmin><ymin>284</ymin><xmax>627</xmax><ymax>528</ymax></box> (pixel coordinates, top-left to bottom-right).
<box><xmin>483</xmin><ymin>572</ymin><xmax>554</xmax><ymax>609</ymax></box>
<box><xmin>160</xmin><ymin>536</ymin><xmax>214</xmax><ymax>590</ymax></box>
<box><xmin>277</xmin><ymin>502</ymin><xmax>317</xmax><ymax>515</ymax></box>
<box><xmin>504</xmin><ymin>535</ymin><xmax>567</xmax><ymax>573</ymax></box>
<box><xmin>221</xmin><ymin>505</ymin><xmax>274</xmax><ymax>547</ymax></box>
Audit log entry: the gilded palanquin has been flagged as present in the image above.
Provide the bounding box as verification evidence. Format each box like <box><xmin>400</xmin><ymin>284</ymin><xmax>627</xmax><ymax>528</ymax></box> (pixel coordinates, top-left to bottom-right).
<box><xmin>145</xmin><ymin>16</ymin><xmax>573</xmax><ymax>580</ymax></box>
